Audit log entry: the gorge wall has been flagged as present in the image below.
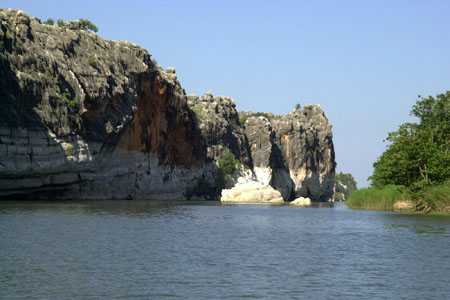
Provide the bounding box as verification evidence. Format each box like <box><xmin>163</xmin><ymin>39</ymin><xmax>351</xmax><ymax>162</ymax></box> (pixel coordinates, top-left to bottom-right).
<box><xmin>240</xmin><ymin>106</ymin><xmax>336</xmax><ymax>201</ymax></box>
<box><xmin>0</xmin><ymin>9</ymin><xmax>336</xmax><ymax>201</ymax></box>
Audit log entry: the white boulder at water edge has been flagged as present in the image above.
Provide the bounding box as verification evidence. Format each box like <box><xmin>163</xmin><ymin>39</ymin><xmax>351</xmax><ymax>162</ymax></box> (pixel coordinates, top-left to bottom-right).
<box><xmin>289</xmin><ymin>197</ymin><xmax>312</xmax><ymax>206</ymax></box>
<box><xmin>220</xmin><ymin>182</ymin><xmax>284</xmax><ymax>204</ymax></box>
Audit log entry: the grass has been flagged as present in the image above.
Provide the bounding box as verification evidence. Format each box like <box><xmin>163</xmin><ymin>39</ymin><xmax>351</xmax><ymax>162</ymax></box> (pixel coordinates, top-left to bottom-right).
<box><xmin>347</xmin><ymin>182</ymin><xmax>450</xmax><ymax>215</ymax></box>
<box><xmin>346</xmin><ymin>185</ymin><xmax>409</xmax><ymax>211</ymax></box>
<box><xmin>419</xmin><ymin>181</ymin><xmax>450</xmax><ymax>214</ymax></box>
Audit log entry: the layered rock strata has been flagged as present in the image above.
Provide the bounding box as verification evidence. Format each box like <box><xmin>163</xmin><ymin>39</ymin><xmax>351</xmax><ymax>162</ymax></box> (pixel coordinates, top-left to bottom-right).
<box><xmin>0</xmin><ymin>9</ymin><xmax>213</xmax><ymax>199</ymax></box>
<box><xmin>0</xmin><ymin>9</ymin><xmax>336</xmax><ymax>202</ymax></box>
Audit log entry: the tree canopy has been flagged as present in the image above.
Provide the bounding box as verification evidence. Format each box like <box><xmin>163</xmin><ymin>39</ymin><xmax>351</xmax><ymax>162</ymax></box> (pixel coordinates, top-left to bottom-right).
<box><xmin>43</xmin><ymin>18</ymin><xmax>54</xmax><ymax>25</ymax></box>
<box><xmin>77</xmin><ymin>19</ymin><xmax>98</xmax><ymax>33</ymax></box>
<box><xmin>45</xmin><ymin>17</ymin><xmax>99</xmax><ymax>33</ymax></box>
<box><xmin>370</xmin><ymin>92</ymin><xmax>450</xmax><ymax>189</ymax></box>
<box><xmin>336</xmin><ymin>172</ymin><xmax>357</xmax><ymax>194</ymax></box>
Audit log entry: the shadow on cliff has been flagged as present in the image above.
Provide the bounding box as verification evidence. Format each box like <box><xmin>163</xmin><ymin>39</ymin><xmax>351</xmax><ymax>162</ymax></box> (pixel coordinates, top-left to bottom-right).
<box><xmin>269</xmin><ymin>143</ymin><xmax>295</xmax><ymax>200</ymax></box>
<box><xmin>0</xmin><ymin>58</ymin><xmax>88</xmax><ymax>199</ymax></box>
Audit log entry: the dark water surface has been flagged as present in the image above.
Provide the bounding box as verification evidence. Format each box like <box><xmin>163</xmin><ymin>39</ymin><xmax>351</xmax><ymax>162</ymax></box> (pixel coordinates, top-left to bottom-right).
<box><xmin>1</xmin><ymin>201</ymin><xmax>450</xmax><ymax>299</ymax></box>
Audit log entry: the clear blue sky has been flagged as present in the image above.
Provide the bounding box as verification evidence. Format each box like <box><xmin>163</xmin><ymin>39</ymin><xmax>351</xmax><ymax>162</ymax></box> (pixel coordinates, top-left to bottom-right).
<box><xmin>4</xmin><ymin>0</ymin><xmax>450</xmax><ymax>186</ymax></box>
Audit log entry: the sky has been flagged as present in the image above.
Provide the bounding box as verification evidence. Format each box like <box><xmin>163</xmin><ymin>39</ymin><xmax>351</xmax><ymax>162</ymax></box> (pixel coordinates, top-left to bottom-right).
<box><xmin>3</xmin><ymin>0</ymin><xmax>450</xmax><ymax>187</ymax></box>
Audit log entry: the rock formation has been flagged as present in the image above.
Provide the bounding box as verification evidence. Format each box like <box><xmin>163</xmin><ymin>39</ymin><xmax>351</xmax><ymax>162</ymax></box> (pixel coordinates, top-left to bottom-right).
<box><xmin>187</xmin><ymin>94</ymin><xmax>252</xmax><ymax>167</ymax></box>
<box><xmin>244</xmin><ymin>115</ymin><xmax>294</xmax><ymax>199</ymax></box>
<box><xmin>0</xmin><ymin>9</ymin><xmax>213</xmax><ymax>199</ymax></box>
<box><xmin>272</xmin><ymin>105</ymin><xmax>336</xmax><ymax>201</ymax></box>
<box><xmin>0</xmin><ymin>9</ymin><xmax>336</xmax><ymax>202</ymax></box>
<box><xmin>221</xmin><ymin>182</ymin><xmax>284</xmax><ymax>204</ymax></box>
<box><xmin>289</xmin><ymin>197</ymin><xmax>312</xmax><ymax>206</ymax></box>
<box><xmin>242</xmin><ymin>105</ymin><xmax>336</xmax><ymax>202</ymax></box>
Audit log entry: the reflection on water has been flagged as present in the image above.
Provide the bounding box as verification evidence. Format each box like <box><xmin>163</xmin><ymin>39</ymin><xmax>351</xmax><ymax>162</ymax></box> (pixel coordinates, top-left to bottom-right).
<box><xmin>385</xmin><ymin>223</ymin><xmax>449</xmax><ymax>235</ymax></box>
<box><xmin>1</xmin><ymin>201</ymin><xmax>450</xmax><ymax>299</ymax></box>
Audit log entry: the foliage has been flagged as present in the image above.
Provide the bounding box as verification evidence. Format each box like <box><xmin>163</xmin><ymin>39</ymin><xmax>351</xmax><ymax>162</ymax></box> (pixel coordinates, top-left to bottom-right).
<box><xmin>250</xmin><ymin>112</ymin><xmax>273</xmax><ymax>119</ymax></box>
<box><xmin>43</xmin><ymin>18</ymin><xmax>54</xmax><ymax>25</ymax></box>
<box><xmin>56</xmin><ymin>19</ymin><xmax>65</xmax><ymax>27</ymax></box>
<box><xmin>239</xmin><ymin>111</ymin><xmax>275</xmax><ymax>125</ymax></box>
<box><xmin>50</xmin><ymin>18</ymin><xmax>98</xmax><ymax>32</ymax></box>
<box><xmin>184</xmin><ymin>149</ymin><xmax>241</xmax><ymax>200</ymax></box>
<box><xmin>214</xmin><ymin>148</ymin><xmax>241</xmax><ymax>193</ymax></box>
<box><xmin>370</xmin><ymin>92</ymin><xmax>450</xmax><ymax>189</ymax></box>
<box><xmin>417</xmin><ymin>181</ymin><xmax>450</xmax><ymax>214</ymax></box>
<box><xmin>347</xmin><ymin>185</ymin><xmax>409</xmax><ymax>211</ymax></box>
<box><xmin>347</xmin><ymin>182</ymin><xmax>450</xmax><ymax>214</ymax></box>
<box><xmin>358</xmin><ymin>92</ymin><xmax>450</xmax><ymax>214</ymax></box>
<box><xmin>77</xmin><ymin>19</ymin><xmax>99</xmax><ymax>33</ymax></box>
<box><xmin>217</xmin><ymin>148</ymin><xmax>240</xmax><ymax>177</ymax></box>
<box><xmin>335</xmin><ymin>172</ymin><xmax>357</xmax><ymax>196</ymax></box>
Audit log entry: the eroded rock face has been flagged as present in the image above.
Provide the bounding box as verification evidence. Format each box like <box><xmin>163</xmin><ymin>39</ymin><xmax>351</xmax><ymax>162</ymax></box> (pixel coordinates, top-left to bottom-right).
<box><xmin>244</xmin><ymin>116</ymin><xmax>294</xmax><ymax>199</ymax></box>
<box><xmin>0</xmin><ymin>9</ymin><xmax>336</xmax><ymax>202</ymax></box>
<box><xmin>272</xmin><ymin>105</ymin><xmax>336</xmax><ymax>201</ymax></box>
<box><xmin>187</xmin><ymin>94</ymin><xmax>252</xmax><ymax>167</ymax></box>
<box><xmin>0</xmin><ymin>9</ymin><xmax>212</xmax><ymax>199</ymax></box>
<box><xmin>242</xmin><ymin>105</ymin><xmax>336</xmax><ymax>202</ymax></box>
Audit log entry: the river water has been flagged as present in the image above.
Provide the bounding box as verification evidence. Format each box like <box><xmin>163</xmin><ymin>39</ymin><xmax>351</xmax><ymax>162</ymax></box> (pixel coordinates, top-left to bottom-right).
<box><xmin>1</xmin><ymin>201</ymin><xmax>449</xmax><ymax>299</ymax></box>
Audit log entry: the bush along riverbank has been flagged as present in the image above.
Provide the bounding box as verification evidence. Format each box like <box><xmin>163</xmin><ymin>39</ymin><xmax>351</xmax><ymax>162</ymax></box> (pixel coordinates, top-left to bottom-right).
<box><xmin>348</xmin><ymin>92</ymin><xmax>450</xmax><ymax>215</ymax></box>
<box><xmin>347</xmin><ymin>182</ymin><xmax>450</xmax><ymax>214</ymax></box>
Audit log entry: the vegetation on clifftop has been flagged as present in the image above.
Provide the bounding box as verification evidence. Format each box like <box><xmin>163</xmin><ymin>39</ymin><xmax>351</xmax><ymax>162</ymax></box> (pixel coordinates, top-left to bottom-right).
<box><xmin>44</xmin><ymin>17</ymin><xmax>99</xmax><ymax>32</ymax></box>
<box><xmin>348</xmin><ymin>92</ymin><xmax>450</xmax><ymax>214</ymax></box>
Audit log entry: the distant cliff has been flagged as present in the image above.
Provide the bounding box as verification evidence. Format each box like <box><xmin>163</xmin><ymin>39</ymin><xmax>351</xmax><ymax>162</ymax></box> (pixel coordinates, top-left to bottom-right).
<box><xmin>241</xmin><ymin>106</ymin><xmax>336</xmax><ymax>201</ymax></box>
<box><xmin>0</xmin><ymin>9</ymin><xmax>336</xmax><ymax>201</ymax></box>
<box><xmin>187</xmin><ymin>94</ymin><xmax>336</xmax><ymax>201</ymax></box>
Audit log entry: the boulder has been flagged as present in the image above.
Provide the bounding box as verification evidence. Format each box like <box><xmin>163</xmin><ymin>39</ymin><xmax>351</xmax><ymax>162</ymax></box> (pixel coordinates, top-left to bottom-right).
<box><xmin>289</xmin><ymin>197</ymin><xmax>312</xmax><ymax>206</ymax></box>
<box><xmin>393</xmin><ymin>200</ymin><xmax>414</xmax><ymax>211</ymax></box>
<box><xmin>220</xmin><ymin>182</ymin><xmax>284</xmax><ymax>204</ymax></box>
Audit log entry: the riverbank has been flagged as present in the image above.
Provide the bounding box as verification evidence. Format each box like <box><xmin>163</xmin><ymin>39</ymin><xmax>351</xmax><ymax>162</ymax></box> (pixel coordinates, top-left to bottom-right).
<box><xmin>346</xmin><ymin>182</ymin><xmax>450</xmax><ymax>215</ymax></box>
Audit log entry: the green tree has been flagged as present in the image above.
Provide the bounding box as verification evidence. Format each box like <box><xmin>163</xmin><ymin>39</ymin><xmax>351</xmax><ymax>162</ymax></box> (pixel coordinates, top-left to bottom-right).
<box><xmin>370</xmin><ymin>92</ymin><xmax>450</xmax><ymax>189</ymax></box>
<box><xmin>217</xmin><ymin>149</ymin><xmax>240</xmax><ymax>176</ymax></box>
<box><xmin>56</xmin><ymin>19</ymin><xmax>65</xmax><ymax>27</ymax></box>
<box><xmin>78</xmin><ymin>19</ymin><xmax>98</xmax><ymax>32</ymax></box>
<box><xmin>44</xmin><ymin>18</ymin><xmax>54</xmax><ymax>25</ymax></box>
<box><xmin>336</xmin><ymin>172</ymin><xmax>357</xmax><ymax>195</ymax></box>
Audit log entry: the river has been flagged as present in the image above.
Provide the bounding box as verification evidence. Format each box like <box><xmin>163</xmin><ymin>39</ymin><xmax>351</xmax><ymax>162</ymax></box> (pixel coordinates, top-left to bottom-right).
<box><xmin>1</xmin><ymin>201</ymin><xmax>449</xmax><ymax>299</ymax></box>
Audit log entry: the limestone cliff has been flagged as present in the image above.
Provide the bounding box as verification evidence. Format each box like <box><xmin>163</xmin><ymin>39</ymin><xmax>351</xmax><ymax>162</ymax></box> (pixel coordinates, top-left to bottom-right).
<box><xmin>241</xmin><ymin>105</ymin><xmax>336</xmax><ymax>201</ymax></box>
<box><xmin>0</xmin><ymin>9</ymin><xmax>213</xmax><ymax>199</ymax></box>
<box><xmin>243</xmin><ymin>115</ymin><xmax>294</xmax><ymax>200</ymax></box>
<box><xmin>187</xmin><ymin>94</ymin><xmax>252</xmax><ymax>167</ymax></box>
<box><xmin>0</xmin><ymin>9</ymin><xmax>336</xmax><ymax>202</ymax></box>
